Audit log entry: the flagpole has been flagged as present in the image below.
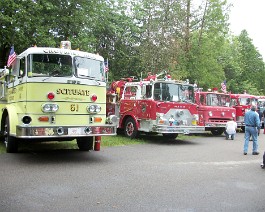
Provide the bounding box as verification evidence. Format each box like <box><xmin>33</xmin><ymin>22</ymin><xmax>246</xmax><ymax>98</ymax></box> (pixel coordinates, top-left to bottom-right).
<box><xmin>106</xmin><ymin>58</ymin><xmax>109</xmax><ymax>84</ymax></box>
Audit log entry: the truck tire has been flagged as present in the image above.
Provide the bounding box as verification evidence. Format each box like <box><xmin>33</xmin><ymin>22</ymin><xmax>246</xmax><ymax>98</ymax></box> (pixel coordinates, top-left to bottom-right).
<box><xmin>162</xmin><ymin>133</ymin><xmax>178</xmax><ymax>140</ymax></box>
<box><xmin>76</xmin><ymin>137</ymin><xmax>94</xmax><ymax>151</ymax></box>
<box><xmin>124</xmin><ymin>117</ymin><xmax>139</xmax><ymax>139</ymax></box>
<box><xmin>211</xmin><ymin>129</ymin><xmax>224</xmax><ymax>136</ymax></box>
<box><xmin>4</xmin><ymin>116</ymin><xmax>18</xmax><ymax>153</ymax></box>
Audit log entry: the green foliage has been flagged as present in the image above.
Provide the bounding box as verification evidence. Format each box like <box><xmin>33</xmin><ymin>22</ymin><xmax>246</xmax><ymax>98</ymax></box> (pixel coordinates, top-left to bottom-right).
<box><xmin>220</xmin><ymin>31</ymin><xmax>265</xmax><ymax>94</ymax></box>
<box><xmin>0</xmin><ymin>0</ymin><xmax>265</xmax><ymax>94</ymax></box>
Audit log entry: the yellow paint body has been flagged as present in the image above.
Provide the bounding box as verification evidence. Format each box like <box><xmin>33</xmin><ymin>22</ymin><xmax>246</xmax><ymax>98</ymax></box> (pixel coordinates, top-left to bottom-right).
<box><xmin>0</xmin><ymin>46</ymin><xmax>116</xmax><ymax>140</ymax></box>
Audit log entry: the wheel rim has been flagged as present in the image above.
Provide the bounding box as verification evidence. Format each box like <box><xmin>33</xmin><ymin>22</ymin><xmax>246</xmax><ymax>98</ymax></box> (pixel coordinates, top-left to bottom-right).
<box><xmin>126</xmin><ymin>122</ymin><xmax>134</xmax><ymax>136</ymax></box>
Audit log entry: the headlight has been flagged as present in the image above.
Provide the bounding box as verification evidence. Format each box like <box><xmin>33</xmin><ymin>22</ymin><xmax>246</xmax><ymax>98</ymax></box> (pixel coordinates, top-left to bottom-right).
<box><xmin>87</xmin><ymin>105</ymin><xmax>101</xmax><ymax>113</ymax></box>
<box><xmin>208</xmin><ymin>111</ymin><xmax>213</xmax><ymax>117</ymax></box>
<box><xmin>106</xmin><ymin>115</ymin><xmax>118</xmax><ymax>124</ymax></box>
<box><xmin>42</xmin><ymin>103</ymin><xmax>59</xmax><ymax>113</ymax></box>
<box><xmin>232</xmin><ymin>112</ymin><xmax>235</xmax><ymax>118</ymax></box>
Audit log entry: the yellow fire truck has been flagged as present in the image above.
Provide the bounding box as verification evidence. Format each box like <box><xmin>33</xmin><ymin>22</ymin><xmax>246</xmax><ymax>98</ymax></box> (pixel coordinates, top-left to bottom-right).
<box><xmin>0</xmin><ymin>41</ymin><xmax>117</xmax><ymax>153</ymax></box>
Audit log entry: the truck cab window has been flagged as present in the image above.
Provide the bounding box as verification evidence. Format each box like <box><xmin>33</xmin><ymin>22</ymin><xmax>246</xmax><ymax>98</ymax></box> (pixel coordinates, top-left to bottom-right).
<box><xmin>31</xmin><ymin>54</ymin><xmax>72</xmax><ymax>77</ymax></box>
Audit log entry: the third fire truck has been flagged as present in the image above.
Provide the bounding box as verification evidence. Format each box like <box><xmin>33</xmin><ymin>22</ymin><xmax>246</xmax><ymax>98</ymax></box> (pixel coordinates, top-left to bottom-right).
<box><xmin>230</xmin><ymin>93</ymin><xmax>257</xmax><ymax>131</ymax></box>
<box><xmin>106</xmin><ymin>72</ymin><xmax>205</xmax><ymax>139</ymax></box>
<box><xmin>195</xmin><ymin>89</ymin><xmax>236</xmax><ymax>135</ymax></box>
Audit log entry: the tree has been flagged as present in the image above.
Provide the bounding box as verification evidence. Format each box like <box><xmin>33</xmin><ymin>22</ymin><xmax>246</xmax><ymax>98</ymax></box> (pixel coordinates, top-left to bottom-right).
<box><xmin>0</xmin><ymin>0</ymin><xmax>99</xmax><ymax>66</ymax></box>
<box><xmin>217</xmin><ymin>29</ymin><xmax>265</xmax><ymax>95</ymax></box>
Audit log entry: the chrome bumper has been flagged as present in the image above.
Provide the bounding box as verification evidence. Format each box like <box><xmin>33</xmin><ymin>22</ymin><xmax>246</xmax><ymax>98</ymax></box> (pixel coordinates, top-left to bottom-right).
<box><xmin>15</xmin><ymin>125</ymin><xmax>117</xmax><ymax>138</ymax></box>
<box><xmin>153</xmin><ymin>125</ymin><xmax>205</xmax><ymax>135</ymax></box>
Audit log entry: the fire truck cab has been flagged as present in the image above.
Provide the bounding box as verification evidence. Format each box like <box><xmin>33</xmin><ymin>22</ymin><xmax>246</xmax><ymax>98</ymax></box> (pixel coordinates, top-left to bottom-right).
<box><xmin>0</xmin><ymin>42</ymin><xmax>117</xmax><ymax>153</ymax></box>
<box><xmin>230</xmin><ymin>93</ymin><xmax>257</xmax><ymax>130</ymax></box>
<box><xmin>195</xmin><ymin>89</ymin><xmax>236</xmax><ymax>135</ymax></box>
<box><xmin>107</xmin><ymin>73</ymin><xmax>205</xmax><ymax>140</ymax></box>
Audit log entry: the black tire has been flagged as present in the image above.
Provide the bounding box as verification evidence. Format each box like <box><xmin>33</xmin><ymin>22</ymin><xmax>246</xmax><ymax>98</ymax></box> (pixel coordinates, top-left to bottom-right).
<box><xmin>124</xmin><ymin>117</ymin><xmax>139</xmax><ymax>139</ymax></box>
<box><xmin>4</xmin><ymin>116</ymin><xmax>18</xmax><ymax>153</ymax></box>
<box><xmin>76</xmin><ymin>137</ymin><xmax>94</xmax><ymax>151</ymax></box>
<box><xmin>211</xmin><ymin>129</ymin><xmax>224</xmax><ymax>136</ymax></box>
<box><xmin>162</xmin><ymin>133</ymin><xmax>178</xmax><ymax>140</ymax></box>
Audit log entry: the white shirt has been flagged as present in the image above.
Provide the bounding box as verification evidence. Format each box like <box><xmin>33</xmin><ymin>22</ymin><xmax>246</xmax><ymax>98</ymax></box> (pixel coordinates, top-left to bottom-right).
<box><xmin>226</xmin><ymin>120</ymin><xmax>237</xmax><ymax>134</ymax></box>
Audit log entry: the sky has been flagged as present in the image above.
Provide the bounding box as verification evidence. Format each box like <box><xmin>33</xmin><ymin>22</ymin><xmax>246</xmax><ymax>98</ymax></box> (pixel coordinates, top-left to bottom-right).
<box><xmin>228</xmin><ymin>0</ymin><xmax>265</xmax><ymax>59</ymax></box>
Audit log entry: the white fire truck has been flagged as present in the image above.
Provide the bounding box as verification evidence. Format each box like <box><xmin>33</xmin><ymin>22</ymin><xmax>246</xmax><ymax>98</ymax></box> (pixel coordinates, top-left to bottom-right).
<box><xmin>106</xmin><ymin>72</ymin><xmax>205</xmax><ymax>139</ymax></box>
<box><xmin>0</xmin><ymin>41</ymin><xmax>117</xmax><ymax>153</ymax></box>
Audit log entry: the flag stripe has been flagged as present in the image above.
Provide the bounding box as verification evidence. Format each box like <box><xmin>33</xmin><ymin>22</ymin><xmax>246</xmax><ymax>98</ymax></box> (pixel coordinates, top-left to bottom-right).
<box><xmin>7</xmin><ymin>46</ymin><xmax>17</xmax><ymax>67</ymax></box>
<box><xmin>104</xmin><ymin>60</ymin><xmax>109</xmax><ymax>72</ymax></box>
<box><xmin>221</xmin><ymin>80</ymin><xmax>226</xmax><ymax>93</ymax></box>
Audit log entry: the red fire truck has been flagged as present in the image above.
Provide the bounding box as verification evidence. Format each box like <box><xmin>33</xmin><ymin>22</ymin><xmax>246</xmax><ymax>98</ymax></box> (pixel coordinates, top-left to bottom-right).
<box><xmin>195</xmin><ymin>89</ymin><xmax>236</xmax><ymax>135</ymax></box>
<box><xmin>230</xmin><ymin>93</ymin><xmax>257</xmax><ymax>130</ymax></box>
<box><xmin>106</xmin><ymin>72</ymin><xmax>205</xmax><ymax>139</ymax></box>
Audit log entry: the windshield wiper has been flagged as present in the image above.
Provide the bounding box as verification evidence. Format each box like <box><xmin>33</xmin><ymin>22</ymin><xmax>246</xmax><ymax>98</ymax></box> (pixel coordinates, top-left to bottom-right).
<box><xmin>78</xmin><ymin>74</ymin><xmax>96</xmax><ymax>80</ymax></box>
<box><xmin>78</xmin><ymin>75</ymin><xmax>101</xmax><ymax>85</ymax></box>
<box><xmin>42</xmin><ymin>73</ymin><xmax>59</xmax><ymax>82</ymax></box>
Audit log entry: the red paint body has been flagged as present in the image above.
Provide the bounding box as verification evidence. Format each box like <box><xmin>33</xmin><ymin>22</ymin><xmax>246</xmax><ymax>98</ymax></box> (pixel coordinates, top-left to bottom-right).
<box><xmin>230</xmin><ymin>93</ymin><xmax>257</xmax><ymax>129</ymax></box>
<box><xmin>195</xmin><ymin>91</ymin><xmax>236</xmax><ymax>135</ymax></box>
<box><xmin>106</xmin><ymin>74</ymin><xmax>205</xmax><ymax>139</ymax></box>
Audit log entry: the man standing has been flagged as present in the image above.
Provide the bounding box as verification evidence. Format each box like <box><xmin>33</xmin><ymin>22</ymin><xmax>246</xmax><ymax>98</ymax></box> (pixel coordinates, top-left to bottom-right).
<box><xmin>243</xmin><ymin>105</ymin><xmax>261</xmax><ymax>155</ymax></box>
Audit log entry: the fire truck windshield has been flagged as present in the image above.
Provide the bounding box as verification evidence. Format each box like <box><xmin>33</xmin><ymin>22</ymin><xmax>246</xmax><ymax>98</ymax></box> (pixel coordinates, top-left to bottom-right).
<box><xmin>206</xmin><ymin>94</ymin><xmax>230</xmax><ymax>106</ymax></box>
<box><xmin>74</xmin><ymin>57</ymin><xmax>104</xmax><ymax>81</ymax></box>
<box><xmin>239</xmin><ymin>97</ymin><xmax>255</xmax><ymax>106</ymax></box>
<box><xmin>153</xmin><ymin>82</ymin><xmax>194</xmax><ymax>103</ymax></box>
<box><xmin>30</xmin><ymin>54</ymin><xmax>72</xmax><ymax>77</ymax></box>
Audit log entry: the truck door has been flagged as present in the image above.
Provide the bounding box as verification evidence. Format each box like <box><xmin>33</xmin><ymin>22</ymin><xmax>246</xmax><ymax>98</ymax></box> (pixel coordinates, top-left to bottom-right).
<box><xmin>136</xmin><ymin>84</ymin><xmax>152</xmax><ymax>120</ymax></box>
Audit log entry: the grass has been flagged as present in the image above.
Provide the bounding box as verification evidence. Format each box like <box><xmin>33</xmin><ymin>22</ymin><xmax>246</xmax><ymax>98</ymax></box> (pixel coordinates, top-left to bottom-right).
<box><xmin>0</xmin><ymin>133</ymin><xmax>200</xmax><ymax>154</ymax></box>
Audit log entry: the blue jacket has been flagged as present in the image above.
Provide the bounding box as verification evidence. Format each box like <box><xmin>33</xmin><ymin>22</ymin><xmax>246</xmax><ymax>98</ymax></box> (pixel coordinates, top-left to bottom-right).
<box><xmin>244</xmin><ymin>110</ymin><xmax>261</xmax><ymax>129</ymax></box>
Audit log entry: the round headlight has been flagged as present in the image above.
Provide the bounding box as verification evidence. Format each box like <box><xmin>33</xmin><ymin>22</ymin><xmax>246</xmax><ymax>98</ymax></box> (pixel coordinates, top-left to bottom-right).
<box><xmin>42</xmin><ymin>103</ymin><xmax>59</xmax><ymax>112</ymax></box>
<box><xmin>87</xmin><ymin>105</ymin><xmax>101</xmax><ymax>113</ymax></box>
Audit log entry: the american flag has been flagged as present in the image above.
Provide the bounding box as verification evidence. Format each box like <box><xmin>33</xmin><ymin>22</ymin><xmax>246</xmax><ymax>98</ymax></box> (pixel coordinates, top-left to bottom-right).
<box><xmin>104</xmin><ymin>59</ymin><xmax>109</xmax><ymax>72</ymax></box>
<box><xmin>221</xmin><ymin>80</ymin><xmax>226</xmax><ymax>93</ymax></box>
<box><xmin>7</xmin><ymin>45</ymin><xmax>17</xmax><ymax>67</ymax></box>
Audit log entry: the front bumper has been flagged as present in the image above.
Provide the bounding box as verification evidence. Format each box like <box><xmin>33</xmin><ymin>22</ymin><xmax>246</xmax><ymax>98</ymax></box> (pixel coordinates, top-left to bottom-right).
<box><xmin>153</xmin><ymin>125</ymin><xmax>205</xmax><ymax>135</ymax></box>
<box><xmin>205</xmin><ymin>122</ymin><xmax>226</xmax><ymax>128</ymax></box>
<box><xmin>15</xmin><ymin>125</ymin><xmax>117</xmax><ymax>138</ymax></box>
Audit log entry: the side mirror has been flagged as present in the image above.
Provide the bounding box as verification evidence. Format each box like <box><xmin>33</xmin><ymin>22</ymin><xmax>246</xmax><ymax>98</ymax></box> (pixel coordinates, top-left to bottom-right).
<box><xmin>0</xmin><ymin>67</ymin><xmax>9</xmax><ymax>78</ymax></box>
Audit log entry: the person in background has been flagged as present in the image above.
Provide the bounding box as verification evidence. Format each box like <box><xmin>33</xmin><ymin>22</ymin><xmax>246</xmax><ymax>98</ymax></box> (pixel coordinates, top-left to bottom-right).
<box><xmin>243</xmin><ymin>105</ymin><xmax>260</xmax><ymax>155</ymax></box>
<box><xmin>249</xmin><ymin>106</ymin><xmax>262</xmax><ymax>141</ymax></box>
<box><xmin>224</xmin><ymin>119</ymin><xmax>237</xmax><ymax>140</ymax></box>
<box><xmin>257</xmin><ymin>106</ymin><xmax>263</xmax><ymax>129</ymax></box>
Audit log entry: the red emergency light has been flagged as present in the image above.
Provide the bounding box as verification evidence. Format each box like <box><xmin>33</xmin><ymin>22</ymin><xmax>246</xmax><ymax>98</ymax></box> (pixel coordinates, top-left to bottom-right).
<box><xmin>47</xmin><ymin>92</ymin><xmax>55</xmax><ymax>100</ymax></box>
